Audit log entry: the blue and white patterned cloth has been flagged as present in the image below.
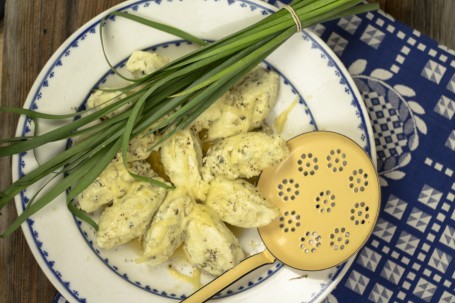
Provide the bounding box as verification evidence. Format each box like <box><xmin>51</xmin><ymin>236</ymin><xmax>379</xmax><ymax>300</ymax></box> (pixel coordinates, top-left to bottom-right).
<box><xmin>54</xmin><ymin>3</ymin><xmax>455</xmax><ymax>303</ymax></box>
<box><xmin>308</xmin><ymin>8</ymin><xmax>455</xmax><ymax>303</ymax></box>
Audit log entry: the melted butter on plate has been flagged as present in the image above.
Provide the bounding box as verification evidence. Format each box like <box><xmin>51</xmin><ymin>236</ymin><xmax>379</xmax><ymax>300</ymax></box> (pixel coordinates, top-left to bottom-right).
<box><xmin>167</xmin><ymin>246</ymin><xmax>203</xmax><ymax>290</ymax></box>
<box><xmin>168</xmin><ymin>264</ymin><xmax>202</xmax><ymax>290</ymax></box>
<box><xmin>274</xmin><ymin>97</ymin><xmax>298</xmax><ymax>134</ymax></box>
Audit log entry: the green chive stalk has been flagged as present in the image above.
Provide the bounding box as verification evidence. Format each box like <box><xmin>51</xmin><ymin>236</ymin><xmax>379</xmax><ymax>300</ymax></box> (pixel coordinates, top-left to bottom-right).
<box><xmin>0</xmin><ymin>0</ymin><xmax>378</xmax><ymax>237</ymax></box>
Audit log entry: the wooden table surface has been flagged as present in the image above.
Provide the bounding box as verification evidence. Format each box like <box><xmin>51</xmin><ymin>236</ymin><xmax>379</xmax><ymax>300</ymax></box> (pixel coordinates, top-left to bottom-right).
<box><xmin>0</xmin><ymin>1</ymin><xmax>454</xmax><ymax>302</ymax></box>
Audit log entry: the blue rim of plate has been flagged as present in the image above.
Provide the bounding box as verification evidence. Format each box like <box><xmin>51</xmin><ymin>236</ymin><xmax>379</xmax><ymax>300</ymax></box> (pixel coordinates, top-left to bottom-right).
<box><xmin>15</xmin><ymin>0</ymin><xmax>373</xmax><ymax>302</ymax></box>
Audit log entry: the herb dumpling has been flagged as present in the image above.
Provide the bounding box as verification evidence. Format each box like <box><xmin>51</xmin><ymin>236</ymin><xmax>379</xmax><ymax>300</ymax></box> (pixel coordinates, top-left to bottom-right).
<box><xmin>86</xmin><ymin>51</ymin><xmax>168</xmax><ymax>119</ymax></box>
<box><xmin>86</xmin><ymin>90</ymin><xmax>130</xmax><ymax>119</ymax></box>
<box><xmin>77</xmin><ymin>160</ymin><xmax>155</xmax><ymax>213</ymax></box>
<box><xmin>126</xmin><ymin>129</ymin><xmax>156</xmax><ymax>161</ymax></box>
<box><xmin>202</xmin><ymin>132</ymin><xmax>289</xmax><ymax>182</ymax></box>
<box><xmin>96</xmin><ymin>180</ymin><xmax>167</xmax><ymax>249</ymax></box>
<box><xmin>140</xmin><ymin>188</ymin><xmax>194</xmax><ymax>265</ymax></box>
<box><xmin>205</xmin><ymin>178</ymin><xmax>279</xmax><ymax>228</ymax></box>
<box><xmin>192</xmin><ymin>67</ymin><xmax>280</xmax><ymax>140</ymax></box>
<box><xmin>160</xmin><ymin>129</ymin><xmax>209</xmax><ymax>201</ymax></box>
<box><xmin>183</xmin><ymin>204</ymin><xmax>245</xmax><ymax>276</ymax></box>
<box><xmin>126</xmin><ymin>50</ymin><xmax>169</xmax><ymax>78</ymax></box>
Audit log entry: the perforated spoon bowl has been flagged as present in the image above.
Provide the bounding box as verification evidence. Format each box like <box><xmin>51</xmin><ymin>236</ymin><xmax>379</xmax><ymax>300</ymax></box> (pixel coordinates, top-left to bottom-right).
<box><xmin>182</xmin><ymin>131</ymin><xmax>380</xmax><ymax>303</ymax></box>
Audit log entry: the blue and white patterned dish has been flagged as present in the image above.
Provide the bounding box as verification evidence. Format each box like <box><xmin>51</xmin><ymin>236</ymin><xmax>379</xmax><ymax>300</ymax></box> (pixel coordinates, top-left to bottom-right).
<box><xmin>13</xmin><ymin>0</ymin><xmax>376</xmax><ymax>302</ymax></box>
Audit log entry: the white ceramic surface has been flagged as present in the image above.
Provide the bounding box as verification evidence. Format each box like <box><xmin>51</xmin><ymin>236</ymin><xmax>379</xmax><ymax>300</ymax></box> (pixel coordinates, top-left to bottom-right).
<box><xmin>13</xmin><ymin>0</ymin><xmax>376</xmax><ymax>302</ymax></box>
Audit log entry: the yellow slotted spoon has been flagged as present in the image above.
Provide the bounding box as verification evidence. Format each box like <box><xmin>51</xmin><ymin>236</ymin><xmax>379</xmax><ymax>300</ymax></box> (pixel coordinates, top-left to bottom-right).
<box><xmin>183</xmin><ymin>131</ymin><xmax>380</xmax><ymax>303</ymax></box>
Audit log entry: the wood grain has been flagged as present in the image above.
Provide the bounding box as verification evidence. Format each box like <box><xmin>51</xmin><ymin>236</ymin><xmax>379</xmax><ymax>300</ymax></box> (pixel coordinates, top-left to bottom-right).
<box><xmin>0</xmin><ymin>1</ymin><xmax>453</xmax><ymax>302</ymax></box>
<box><xmin>0</xmin><ymin>2</ymin><xmax>123</xmax><ymax>302</ymax></box>
<box><xmin>369</xmin><ymin>0</ymin><xmax>455</xmax><ymax>49</ymax></box>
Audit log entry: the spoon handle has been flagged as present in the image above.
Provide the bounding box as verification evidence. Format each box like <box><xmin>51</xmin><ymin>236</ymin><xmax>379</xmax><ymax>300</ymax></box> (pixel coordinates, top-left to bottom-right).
<box><xmin>182</xmin><ymin>249</ymin><xmax>276</xmax><ymax>303</ymax></box>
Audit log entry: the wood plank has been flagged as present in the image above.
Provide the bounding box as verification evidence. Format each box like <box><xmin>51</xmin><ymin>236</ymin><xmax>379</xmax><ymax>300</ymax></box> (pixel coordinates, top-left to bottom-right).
<box><xmin>369</xmin><ymin>0</ymin><xmax>455</xmax><ymax>49</ymax></box>
<box><xmin>0</xmin><ymin>1</ymin><xmax>123</xmax><ymax>302</ymax></box>
<box><xmin>0</xmin><ymin>1</ymin><xmax>62</xmax><ymax>301</ymax></box>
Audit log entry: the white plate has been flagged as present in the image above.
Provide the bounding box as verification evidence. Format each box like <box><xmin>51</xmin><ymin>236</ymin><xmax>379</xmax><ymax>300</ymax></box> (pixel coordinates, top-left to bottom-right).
<box><xmin>13</xmin><ymin>0</ymin><xmax>376</xmax><ymax>302</ymax></box>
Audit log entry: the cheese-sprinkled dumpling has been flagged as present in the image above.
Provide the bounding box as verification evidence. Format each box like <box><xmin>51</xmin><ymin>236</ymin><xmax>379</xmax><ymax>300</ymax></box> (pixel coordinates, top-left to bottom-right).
<box><xmin>77</xmin><ymin>160</ymin><xmax>155</xmax><ymax>213</ymax></box>
<box><xmin>86</xmin><ymin>52</ymin><xmax>168</xmax><ymax>119</ymax></box>
<box><xmin>96</xmin><ymin>181</ymin><xmax>167</xmax><ymax>249</ymax></box>
<box><xmin>125</xmin><ymin>128</ymin><xmax>155</xmax><ymax>161</ymax></box>
<box><xmin>202</xmin><ymin>132</ymin><xmax>289</xmax><ymax>182</ymax></box>
<box><xmin>183</xmin><ymin>204</ymin><xmax>245</xmax><ymax>276</ymax></box>
<box><xmin>160</xmin><ymin>129</ymin><xmax>209</xmax><ymax>201</ymax></box>
<box><xmin>205</xmin><ymin>178</ymin><xmax>278</xmax><ymax>228</ymax></box>
<box><xmin>141</xmin><ymin>188</ymin><xmax>195</xmax><ymax>265</ymax></box>
<box><xmin>126</xmin><ymin>50</ymin><xmax>169</xmax><ymax>78</ymax></box>
<box><xmin>190</xmin><ymin>93</ymin><xmax>226</xmax><ymax>133</ymax></box>
<box><xmin>192</xmin><ymin>67</ymin><xmax>279</xmax><ymax>141</ymax></box>
<box><xmin>86</xmin><ymin>90</ymin><xmax>130</xmax><ymax>119</ymax></box>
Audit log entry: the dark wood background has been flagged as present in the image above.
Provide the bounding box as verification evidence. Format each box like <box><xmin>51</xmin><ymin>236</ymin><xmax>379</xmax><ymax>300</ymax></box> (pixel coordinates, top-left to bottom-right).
<box><xmin>1</xmin><ymin>0</ymin><xmax>454</xmax><ymax>302</ymax></box>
